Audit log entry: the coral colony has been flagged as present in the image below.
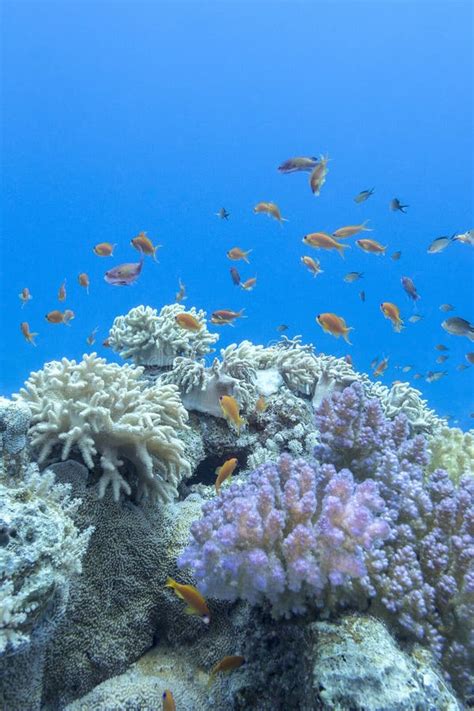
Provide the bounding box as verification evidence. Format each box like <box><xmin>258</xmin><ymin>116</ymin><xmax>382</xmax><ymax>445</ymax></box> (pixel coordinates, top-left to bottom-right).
<box><xmin>1</xmin><ymin>304</ymin><xmax>473</xmax><ymax>707</ymax></box>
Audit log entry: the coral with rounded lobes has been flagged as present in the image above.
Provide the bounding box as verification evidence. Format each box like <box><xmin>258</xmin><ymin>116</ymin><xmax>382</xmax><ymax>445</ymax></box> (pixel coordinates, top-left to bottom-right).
<box><xmin>179</xmin><ymin>454</ymin><xmax>390</xmax><ymax>618</ymax></box>
<box><xmin>108</xmin><ymin>303</ymin><xmax>219</xmax><ymax>367</ymax></box>
<box><xmin>14</xmin><ymin>353</ymin><xmax>191</xmax><ymax>502</ymax></box>
<box><xmin>314</xmin><ymin>382</ymin><xmax>474</xmax><ymax>701</ymax></box>
<box><xmin>427</xmin><ymin>425</ymin><xmax>474</xmax><ymax>483</ymax></box>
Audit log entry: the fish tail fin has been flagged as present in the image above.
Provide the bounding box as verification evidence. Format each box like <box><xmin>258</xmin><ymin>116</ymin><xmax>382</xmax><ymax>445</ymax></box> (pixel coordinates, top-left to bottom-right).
<box><xmin>381</xmin><ymin>246</ymin><xmax>388</xmax><ymax>255</ymax></box>
<box><xmin>280</xmin><ymin>217</ymin><xmax>289</xmax><ymax>224</ymax></box>
<box><xmin>338</xmin><ymin>244</ymin><xmax>350</xmax><ymax>259</ymax></box>
<box><xmin>468</xmin><ymin>329</ymin><xmax>474</xmax><ymax>342</ymax></box>
<box><xmin>164</xmin><ymin>577</ymin><xmax>176</xmax><ymax>589</ymax></box>
<box><xmin>30</xmin><ymin>333</ymin><xmax>38</xmax><ymax>346</ymax></box>
<box><xmin>238</xmin><ymin>309</ymin><xmax>246</xmax><ymax>318</ymax></box>
<box><xmin>344</xmin><ymin>328</ymin><xmax>354</xmax><ymax>345</ymax></box>
<box><xmin>362</xmin><ymin>220</ymin><xmax>372</xmax><ymax>231</ymax></box>
<box><xmin>244</xmin><ymin>251</ymin><xmax>252</xmax><ymax>263</ymax></box>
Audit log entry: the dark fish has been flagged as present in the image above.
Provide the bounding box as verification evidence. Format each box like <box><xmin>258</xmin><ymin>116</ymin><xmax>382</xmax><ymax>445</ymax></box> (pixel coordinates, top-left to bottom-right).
<box><xmin>359</xmin><ymin>290</ymin><xmax>366</xmax><ymax>302</ymax></box>
<box><xmin>104</xmin><ymin>259</ymin><xmax>144</xmax><ymax>286</ymax></box>
<box><xmin>442</xmin><ymin>317</ymin><xmax>474</xmax><ymax>340</ymax></box>
<box><xmin>278</xmin><ymin>156</ymin><xmax>319</xmax><ymax>173</ymax></box>
<box><xmin>391</xmin><ymin>251</ymin><xmax>402</xmax><ymax>261</ymax></box>
<box><xmin>413</xmin><ymin>373</ymin><xmax>423</xmax><ymax>380</ymax></box>
<box><xmin>354</xmin><ymin>188</ymin><xmax>374</xmax><ymax>204</ymax></box>
<box><xmin>230</xmin><ymin>267</ymin><xmax>241</xmax><ymax>286</ymax></box>
<box><xmin>277</xmin><ymin>324</ymin><xmax>289</xmax><ymax>332</ymax></box>
<box><xmin>457</xmin><ymin>363</ymin><xmax>470</xmax><ymax>371</ymax></box>
<box><xmin>390</xmin><ymin>198</ymin><xmax>408</xmax><ymax>213</ymax></box>
<box><xmin>436</xmin><ymin>355</ymin><xmax>449</xmax><ymax>364</ymax></box>
<box><xmin>466</xmin><ymin>352</ymin><xmax>474</xmax><ymax>364</ymax></box>
<box><xmin>439</xmin><ymin>304</ymin><xmax>455</xmax><ymax>312</ymax></box>
<box><xmin>216</xmin><ymin>208</ymin><xmax>230</xmax><ymax>220</ymax></box>
<box><xmin>427</xmin><ymin>236</ymin><xmax>450</xmax><ymax>254</ymax></box>
<box><xmin>344</xmin><ymin>272</ymin><xmax>364</xmax><ymax>283</ymax></box>
<box><xmin>401</xmin><ymin>276</ymin><xmax>420</xmax><ymax>301</ymax></box>
<box><xmin>426</xmin><ymin>370</ymin><xmax>448</xmax><ymax>383</ymax></box>
<box><xmin>435</xmin><ymin>344</ymin><xmax>449</xmax><ymax>351</ymax></box>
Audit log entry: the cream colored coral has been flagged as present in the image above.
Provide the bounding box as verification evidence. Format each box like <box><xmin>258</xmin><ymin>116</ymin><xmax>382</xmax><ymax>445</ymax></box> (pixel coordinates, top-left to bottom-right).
<box><xmin>427</xmin><ymin>427</ymin><xmax>474</xmax><ymax>484</ymax></box>
<box><xmin>108</xmin><ymin>304</ymin><xmax>219</xmax><ymax>366</ymax></box>
<box><xmin>15</xmin><ymin>354</ymin><xmax>190</xmax><ymax>502</ymax></box>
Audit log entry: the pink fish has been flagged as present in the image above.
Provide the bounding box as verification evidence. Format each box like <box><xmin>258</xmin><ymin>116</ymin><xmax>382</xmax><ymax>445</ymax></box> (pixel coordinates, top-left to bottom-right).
<box><xmin>104</xmin><ymin>259</ymin><xmax>144</xmax><ymax>286</ymax></box>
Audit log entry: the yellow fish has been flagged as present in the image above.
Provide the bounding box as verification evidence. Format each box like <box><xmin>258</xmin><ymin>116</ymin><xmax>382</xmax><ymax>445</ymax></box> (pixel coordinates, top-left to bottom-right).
<box><xmin>131</xmin><ymin>231</ymin><xmax>161</xmax><ymax>262</ymax></box>
<box><xmin>333</xmin><ymin>221</ymin><xmax>371</xmax><ymax>239</ymax></box>
<box><xmin>220</xmin><ymin>395</ymin><xmax>246</xmax><ymax>433</ymax></box>
<box><xmin>301</xmin><ymin>256</ymin><xmax>323</xmax><ymax>277</ymax></box>
<box><xmin>316</xmin><ymin>313</ymin><xmax>353</xmax><ymax>344</ymax></box>
<box><xmin>164</xmin><ymin>577</ymin><xmax>210</xmax><ymax>624</ymax></box>
<box><xmin>208</xmin><ymin>655</ymin><xmax>245</xmax><ymax>687</ymax></box>
<box><xmin>253</xmin><ymin>202</ymin><xmax>287</xmax><ymax>223</ymax></box>
<box><xmin>162</xmin><ymin>690</ymin><xmax>176</xmax><ymax>711</ymax></box>
<box><xmin>356</xmin><ymin>238</ymin><xmax>387</xmax><ymax>255</ymax></box>
<box><xmin>215</xmin><ymin>457</ymin><xmax>238</xmax><ymax>494</ymax></box>
<box><xmin>175</xmin><ymin>313</ymin><xmax>202</xmax><ymax>332</ymax></box>
<box><xmin>227</xmin><ymin>247</ymin><xmax>252</xmax><ymax>263</ymax></box>
<box><xmin>93</xmin><ymin>242</ymin><xmax>116</xmax><ymax>257</ymax></box>
<box><xmin>303</xmin><ymin>232</ymin><xmax>349</xmax><ymax>258</ymax></box>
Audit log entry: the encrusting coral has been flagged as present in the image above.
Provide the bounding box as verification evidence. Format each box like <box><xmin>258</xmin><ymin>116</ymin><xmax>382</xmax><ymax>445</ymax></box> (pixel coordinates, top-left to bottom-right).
<box><xmin>108</xmin><ymin>303</ymin><xmax>219</xmax><ymax>367</ymax></box>
<box><xmin>14</xmin><ymin>353</ymin><xmax>191</xmax><ymax>501</ymax></box>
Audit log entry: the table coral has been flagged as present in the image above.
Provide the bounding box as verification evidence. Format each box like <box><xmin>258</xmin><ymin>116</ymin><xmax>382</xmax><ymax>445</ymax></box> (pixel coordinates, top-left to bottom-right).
<box><xmin>15</xmin><ymin>353</ymin><xmax>191</xmax><ymax>502</ymax></box>
<box><xmin>108</xmin><ymin>304</ymin><xmax>219</xmax><ymax>367</ymax></box>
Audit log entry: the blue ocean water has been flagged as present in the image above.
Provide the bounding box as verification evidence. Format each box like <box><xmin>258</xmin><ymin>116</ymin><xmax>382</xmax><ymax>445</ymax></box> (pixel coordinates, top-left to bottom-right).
<box><xmin>1</xmin><ymin>1</ymin><xmax>473</xmax><ymax>427</ymax></box>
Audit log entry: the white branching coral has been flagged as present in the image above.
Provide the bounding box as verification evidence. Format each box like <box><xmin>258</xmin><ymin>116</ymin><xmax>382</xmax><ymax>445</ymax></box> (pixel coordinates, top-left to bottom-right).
<box><xmin>108</xmin><ymin>304</ymin><xmax>219</xmax><ymax>367</ymax></box>
<box><xmin>15</xmin><ymin>354</ymin><xmax>191</xmax><ymax>502</ymax></box>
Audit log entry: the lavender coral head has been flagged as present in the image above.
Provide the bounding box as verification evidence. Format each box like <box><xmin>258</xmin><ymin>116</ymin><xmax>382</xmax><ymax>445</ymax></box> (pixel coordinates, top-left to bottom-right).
<box><xmin>179</xmin><ymin>454</ymin><xmax>389</xmax><ymax>618</ymax></box>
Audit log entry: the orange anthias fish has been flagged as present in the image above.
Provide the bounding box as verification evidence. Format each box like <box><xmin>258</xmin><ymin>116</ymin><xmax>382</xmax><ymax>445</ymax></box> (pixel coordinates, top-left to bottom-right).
<box><xmin>78</xmin><ymin>272</ymin><xmax>90</xmax><ymax>293</ymax></box>
<box><xmin>215</xmin><ymin>457</ymin><xmax>238</xmax><ymax>494</ymax></box>
<box><xmin>309</xmin><ymin>154</ymin><xmax>329</xmax><ymax>195</ymax></box>
<box><xmin>240</xmin><ymin>277</ymin><xmax>257</xmax><ymax>291</ymax></box>
<box><xmin>164</xmin><ymin>577</ymin><xmax>210</xmax><ymax>624</ymax></box>
<box><xmin>208</xmin><ymin>655</ymin><xmax>245</xmax><ymax>687</ymax></box>
<box><xmin>93</xmin><ymin>242</ymin><xmax>116</xmax><ymax>257</ymax></box>
<box><xmin>373</xmin><ymin>356</ymin><xmax>389</xmax><ymax>377</ymax></box>
<box><xmin>130</xmin><ymin>231</ymin><xmax>161</xmax><ymax>262</ymax></box>
<box><xmin>19</xmin><ymin>287</ymin><xmax>32</xmax><ymax>307</ymax></box>
<box><xmin>253</xmin><ymin>202</ymin><xmax>288</xmax><ymax>223</ymax></box>
<box><xmin>302</xmin><ymin>232</ymin><xmax>349</xmax><ymax>258</ymax></box>
<box><xmin>380</xmin><ymin>302</ymin><xmax>404</xmax><ymax>332</ymax></box>
<box><xmin>227</xmin><ymin>247</ymin><xmax>252</xmax><ymax>263</ymax></box>
<box><xmin>332</xmin><ymin>221</ymin><xmax>371</xmax><ymax>239</ymax></box>
<box><xmin>256</xmin><ymin>395</ymin><xmax>267</xmax><ymax>413</ymax></box>
<box><xmin>356</xmin><ymin>238</ymin><xmax>387</xmax><ymax>255</ymax></box>
<box><xmin>162</xmin><ymin>689</ymin><xmax>176</xmax><ymax>711</ymax></box>
<box><xmin>45</xmin><ymin>310</ymin><xmax>66</xmax><ymax>324</ymax></box>
<box><xmin>316</xmin><ymin>313</ymin><xmax>353</xmax><ymax>344</ymax></box>
<box><xmin>20</xmin><ymin>321</ymin><xmax>37</xmax><ymax>346</ymax></box>
<box><xmin>58</xmin><ymin>280</ymin><xmax>67</xmax><ymax>302</ymax></box>
<box><xmin>212</xmin><ymin>309</ymin><xmax>245</xmax><ymax>323</ymax></box>
<box><xmin>220</xmin><ymin>395</ymin><xmax>246</xmax><ymax>433</ymax></box>
<box><xmin>175</xmin><ymin>312</ymin><xmax>202</xmax><ymax>332</ymax></box>
<box><xmin>301</xmin><ymin>256</ymin><xmax>323</xmax><ymax>277</ymax></box>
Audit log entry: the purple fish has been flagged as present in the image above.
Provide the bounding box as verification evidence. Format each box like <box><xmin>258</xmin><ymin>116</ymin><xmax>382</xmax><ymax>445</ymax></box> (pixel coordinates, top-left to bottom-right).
<box><xmin>104</xmin><ymin>259</ymin><xmax>144</xmax><ymax>286</ymax></box>
<box><xmin>401</xmin><ymin>276</ymin><xmax>420</xmax><ymax>301</ymax></box>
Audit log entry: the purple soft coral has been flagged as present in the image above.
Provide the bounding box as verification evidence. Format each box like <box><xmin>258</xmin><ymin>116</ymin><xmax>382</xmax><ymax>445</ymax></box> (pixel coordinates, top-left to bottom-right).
<box><xmin>179</xmin><ymin>454</ymin><xmax>389</xmax><ymax>618</ymax></box>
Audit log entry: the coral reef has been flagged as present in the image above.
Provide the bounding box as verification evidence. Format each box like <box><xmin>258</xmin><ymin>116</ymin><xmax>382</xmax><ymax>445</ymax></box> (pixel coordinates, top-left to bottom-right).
<box><xmin>427</xmin><ymin>425</ymin><xmax>474</xmax><ymax>483</ymax></box>
<box><xmin>179</xmin><ymin>454</ymin><xmax>389</xmax><ymax>618</ymax></box>
<box><xmin>314</xmin><ymin>383</ymin><xmax>474</xmax><ymax>699</ymax></box>
<box><xmin>15</xmin><ymin>353</ymin><xmax>191</xmax><ymax>501</ymax></box>
<box><xmin>369</xmin><ymin>379</ymin><xmax>446</xmax><ymax>434</ymax></box>
<box><xmin>108</xmin><ymin>303</ymin><xmax>219</xmax><ymax>367</ymax></box>
<box><xmin>0</xmin><ymin>396</ymin><xmax>31</xmax><ymax>456</ymax></box>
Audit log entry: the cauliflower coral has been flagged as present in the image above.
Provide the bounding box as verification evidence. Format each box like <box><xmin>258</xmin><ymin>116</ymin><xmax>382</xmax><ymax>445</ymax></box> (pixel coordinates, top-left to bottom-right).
<box><xmin>15</xmin><ymin>354</ymin><xmax>190</xmax><ymax>501</ymax></box>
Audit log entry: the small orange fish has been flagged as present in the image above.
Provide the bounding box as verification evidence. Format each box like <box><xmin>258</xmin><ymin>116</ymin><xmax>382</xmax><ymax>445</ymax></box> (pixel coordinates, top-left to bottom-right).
<box><xmin>212</xmin><ymin>309</ymin><xmax>245</xmax><ymax>322</ymax></box>
<box><xmin>240</xmin><ymin>277</ymin><xmax>257</xmax><ymax>291</ymax></box>
<box><xmin>373</xmin><ymin>356</ymin><xmax>389</xmax><ymax>377</ymax></box>
<box><xmin>380</xmin><ymin>302</ymin><xmax>404</xmax><ymax>332</ymax></box>
<box><xmin>175</xmin><ymin>312</ymin><xmax>202</xmax><ymax>332</ymax></box>
<box><xmin>131</xmin><ymin>231</ymin><xmax>161</xmax><ymax>261</ymax></box>
<box><xmin>316</xmin><ymin>313</ymin><xmax>353</xmax><ymax>344</ymax></box>
<box><xmin>256</xmin><ymin>395</ymin><xmax>267</xmax><ymax>413</ymax></box>
<box><xmin>164</xmin><ymin>577</ymin><xmax>210</xmax><ymax>623</ymax></box>
<box><xmin>227</xmin><ymin>247</ymin><xmax>252</xmax><ymax>263</ymax></box>
<box><xmin>176</xmin><ymin>278</ymin><xmax>187</xmax><ymax>302</ymax></box>
<box><xmin>309</xmin><ymin>154</ymin><xmax>329</xmax><ymax>195</ymax></box>
<box><xmin>220</xmin><ymin>395</ymin><xmax>246</xmax><ymax>433</ymax></box>
<box><xmin>208</xmin><ymin>655</ymin><xmax>245</xmax><ymax>687</ymax></box>
<box><xmin>63</xmin><ymin>309</ymin><xmax>75</xmax><ymax>325</ymax></box>
<box><xmin>301</xmin><ymin>256</ymin><xmax>323</xmax><ymax>277</ymax></box>
<box><xmin>162</xmin><ymin>690</ymin><xmax>176</xmax><ymax>711</ymax></box>
<box><xmin>78</xmin><ymin>273</ymin><xmax>90</xmax><ymax>293</ymax></box>
<box><xmin>18</xmin><ymin>288</ymin><xmax>32</xmax><ymax>308</ymax></box>
<box><xmin>162</xmin><ymin>689</ymin><xmax>176</xmax><ymax>711</ymax></box>
<box><xmin>253</xmin><ymin>202</ymin><xmax>287</xmax><ymax>223</ymax></box>
<box><xmin>333</xmin><ymin>221</ymin><xmax>371</xmax><ymax>239</ymax></box>
<box><xmin>356</xmin><ymin>239</ymin><xmax>387</xmax><ymax>255</ymax></box>
<box><xmin>215</xmin><ymin>457</ymin><xmax>238</xmax><ymax>494</ymax></box>
<box><xmin>20</xmin><ymin>321</ymin><xmax>37</xmax><ymax>346</ymax></box>
<box><xmin>302</xmin><ymin>232</ymin><xmax>349</xmax><ymax>258</ymax></box>
<box><xmin>58</xmin><ymin>280</ymin><xmax>67</xmax><ymax>302</ymax></box>
<box><xmin>93</xmin><ymin>242</ymin><xmax>116</xmax><ymax>257</ymax></box>
<box><xmin>45</xmin><ymin>310</ymin><xmax>65</xmax><ymax>324</ymax></box>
